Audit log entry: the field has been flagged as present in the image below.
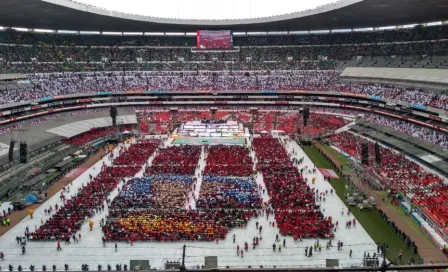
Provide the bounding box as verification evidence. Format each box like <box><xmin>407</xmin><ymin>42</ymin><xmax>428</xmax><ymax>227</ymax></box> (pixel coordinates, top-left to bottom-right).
<box><xmin>0</xmin><ymin>136</ymin><xmax>380</xmax><ymax>270</ymax></box>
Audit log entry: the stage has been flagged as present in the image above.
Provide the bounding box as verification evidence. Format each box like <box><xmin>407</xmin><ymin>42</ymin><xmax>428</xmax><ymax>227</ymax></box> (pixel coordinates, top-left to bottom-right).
<box><xmin>172</xmin><ymin>137</ymin><xmax>245</xmax><ymax>145</ymax></box>
<box><xmin>171</xmin><ymin>120</ymin><xmax>248</xmax><ymax>145</ymax></box>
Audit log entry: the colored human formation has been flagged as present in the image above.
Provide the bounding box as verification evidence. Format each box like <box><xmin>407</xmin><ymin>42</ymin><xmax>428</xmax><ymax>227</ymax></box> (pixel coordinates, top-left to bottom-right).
<box><xmin>30</xmin><ymin>139</ymin><xmax>160</xmax><ymax>241</ymax></box>
<box><xmin>196</xmin><ymin>177</ymin><xmax>262</xmax><ymax>210</ymax></box>
<box><xmin>145</xmin><ymin>146</ymin><xmax>201</xmax><ymax>176</ymax></box>
<box><xmin>103</xmin><ymin>145</ymin><xmax>264</xmax><ymax>242</ymax></box>
<box><xmin>254</xmin><ymin>137</ymin><xmax>334</xmax><ymax>239</ymax></box>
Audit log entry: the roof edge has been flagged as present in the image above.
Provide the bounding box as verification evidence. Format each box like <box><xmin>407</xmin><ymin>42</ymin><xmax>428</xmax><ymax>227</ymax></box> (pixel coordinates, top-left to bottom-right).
<box><xmin>43</xmin><ymin>0</ymin><xmax>363</xmax><ymax>26</ymax></box>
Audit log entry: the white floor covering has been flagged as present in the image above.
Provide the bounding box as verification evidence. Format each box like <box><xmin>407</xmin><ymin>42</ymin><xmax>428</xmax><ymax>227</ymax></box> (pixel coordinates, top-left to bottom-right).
<box><xmin>0</xmin><ymin>136</ymin><xmax>379</xmax><ymax>270</ymax></box>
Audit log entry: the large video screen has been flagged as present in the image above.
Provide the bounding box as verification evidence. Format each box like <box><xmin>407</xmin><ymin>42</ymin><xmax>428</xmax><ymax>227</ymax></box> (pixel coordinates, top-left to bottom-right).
<box><xmin>196</xmin><ymin>30</ymin><xmax>233</xmax><ymax>49</ymax></box>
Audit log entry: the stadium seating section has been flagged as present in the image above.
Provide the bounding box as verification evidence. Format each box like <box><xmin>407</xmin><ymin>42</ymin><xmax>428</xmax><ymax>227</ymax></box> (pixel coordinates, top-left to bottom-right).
<box><xmin>327</xmin><ymin>132</ymin><xmax>447</xmax><ymax>227</ymax></box>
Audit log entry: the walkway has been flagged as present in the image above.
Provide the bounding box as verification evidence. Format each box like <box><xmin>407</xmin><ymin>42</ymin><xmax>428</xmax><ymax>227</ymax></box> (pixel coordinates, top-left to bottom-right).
<box><xmin>0</xmin><ymin>149</ymin><xmax>107</xmax><ymax>237</ymax></box>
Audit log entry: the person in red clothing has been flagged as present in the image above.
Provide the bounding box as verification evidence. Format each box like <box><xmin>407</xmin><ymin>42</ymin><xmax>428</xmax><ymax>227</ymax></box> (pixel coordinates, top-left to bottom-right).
<box><xmin>57</xmin><ymin>240</ymin><xmax>62</xmax><ymax>251</ymax></box>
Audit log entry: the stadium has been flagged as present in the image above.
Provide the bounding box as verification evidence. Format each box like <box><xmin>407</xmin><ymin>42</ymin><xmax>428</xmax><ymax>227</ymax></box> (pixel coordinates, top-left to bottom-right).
<box><xmin>0</xmin><ymin>0</ymin><xmax>447</xmax><ymax>271</ymax></box>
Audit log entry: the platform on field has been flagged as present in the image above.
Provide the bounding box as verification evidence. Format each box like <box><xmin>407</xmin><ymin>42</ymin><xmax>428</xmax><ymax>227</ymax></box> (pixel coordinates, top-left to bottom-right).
<box><xmin>172</xmin><ymin>137</ymin><xmax>245</xmax><ymax>145</ymax></box>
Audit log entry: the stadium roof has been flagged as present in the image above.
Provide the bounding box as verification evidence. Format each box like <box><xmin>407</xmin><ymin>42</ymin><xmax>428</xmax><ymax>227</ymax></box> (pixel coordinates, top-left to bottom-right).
<box><xmin>0</xmin><ymin>0</ymin><xmax>448</xmax><ymax>32</ymax></box>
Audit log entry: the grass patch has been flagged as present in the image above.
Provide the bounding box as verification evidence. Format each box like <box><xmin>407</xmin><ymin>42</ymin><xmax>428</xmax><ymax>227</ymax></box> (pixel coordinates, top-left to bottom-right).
<box><xmin>376</xmin><ymin>191</ymin><xmax>436</xmax><ymax>247</ymax></box>
<box><xmin>302</xmin><ymin>145</ymin><xmax>418</xmax><ymax>264</ymax></box>
<box><xmin>321</xmin><ymin>145</ymin><xmax>351</xmax><ymax>166</ymax></box>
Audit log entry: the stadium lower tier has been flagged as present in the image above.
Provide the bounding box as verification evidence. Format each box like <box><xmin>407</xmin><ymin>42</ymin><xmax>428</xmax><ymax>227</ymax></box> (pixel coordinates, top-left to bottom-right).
<box><xmin>327</xmin><ymin>132</ymin><xmax>448</xmax><ymax>227</ymax></box>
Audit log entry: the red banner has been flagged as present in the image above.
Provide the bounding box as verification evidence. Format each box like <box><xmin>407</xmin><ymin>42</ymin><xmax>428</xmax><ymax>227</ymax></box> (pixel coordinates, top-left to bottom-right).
<box><xmin>429</xmin><ymin>115</ymin><xmax>442</xmax><ymax>122</ymax></box>
<box><xmin>318</xmin><ymin>168</ymin><xmax>340</xmax><ymax>179</ymax></box>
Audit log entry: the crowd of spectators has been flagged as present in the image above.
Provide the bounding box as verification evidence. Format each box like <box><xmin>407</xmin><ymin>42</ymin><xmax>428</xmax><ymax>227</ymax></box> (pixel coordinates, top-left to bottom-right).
<box><xmin>137</xmin><ymin>110</ymin><xmax>172</xmax><ymax>134</ymax></box>
<box><xmin>23</xmin><ymin>114</ymin><xmax>61</xmax><ymax>126</ymax></box>
<box><xmin>28</xmin><ymin>71</ymin><xmax>341</xmax><ymax>96</ymax></box>
<box><xmin>134</xmin><ymin>106</ymin><xmax>445</xmax><ymax>149</ymax></box>
<box><xmin>327</xmin><ymin>132</ymin><xmax>447</xmax><ymax>227</ymax></box>
<box><xmin>0</xmin><ymin>123</ymin><xmax>21</xmax><ymax>135</ymax></box>
<box><xmin>31</xmin><ymin>139</ymin><xmax>159</xmax><ymax>241</ymax></box>
<box><xmin>63</xmin><ymin>127</ymin><xmax>130</xmax><ymax>146</ymax></box>
<box><xmin>15</xmin><ymin>71</ymin><xmax>445</xmax><ymax>111</ymax></box>
<box><xmin>254</xmin><ymin>137</ymin><xmax>334</xmax><ymax>238</ymax></box>
<box><xmin>2</xmin><ymin>40</ymin><xmax>448</xmax><ymax>71</ymax></box>
<box><xmin>2</xmin><ymin>25</ymin><xmax>447</xmax><ymax>46</ymax></box>
<box><xmin>327</xmin><ymin>132</ymin><xmax>372</xmax><ymax>160</ymax></box>
<box><xmin>363</xmin><ymin>114</ymin><xmax>448</xmax><ymax>148</ymax></box>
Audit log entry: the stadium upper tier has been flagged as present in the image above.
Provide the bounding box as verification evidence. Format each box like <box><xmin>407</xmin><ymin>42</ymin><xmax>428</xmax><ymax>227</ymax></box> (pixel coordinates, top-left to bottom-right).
<box><xmin>1</xmin><ymin>25</ymin><xmax>448</xmax><ymax>46</ymax></box>
<box><xmin>2</xmin><ymin>42</ymin><xmax>448</xmax><ymax>72</ymax></box>
<box><xmin>1</xmin><ymin>26</ymin><xmax>448</xmax><ymax>74</ymax></box>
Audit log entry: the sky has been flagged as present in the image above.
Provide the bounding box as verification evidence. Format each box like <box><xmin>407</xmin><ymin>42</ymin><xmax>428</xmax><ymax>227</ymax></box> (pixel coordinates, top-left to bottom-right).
<box><xmin>74</xmin><ymin>0</ymin><xmax>339</xmax><ymax>20</ymax></box>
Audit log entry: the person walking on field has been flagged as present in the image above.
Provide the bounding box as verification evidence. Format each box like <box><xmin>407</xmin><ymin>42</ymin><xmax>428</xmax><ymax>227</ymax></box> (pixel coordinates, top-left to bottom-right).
<box><xmin>57</xmin><ymin>240</ymin><xmax>62</xmax><ymax>251</ymax></box>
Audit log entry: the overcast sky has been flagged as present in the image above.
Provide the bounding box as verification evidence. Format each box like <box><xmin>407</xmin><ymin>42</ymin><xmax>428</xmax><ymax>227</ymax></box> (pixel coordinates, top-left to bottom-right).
<box><xmin>75</xmin><ymin>0</ymin><xmax>339</xmax><ymax>20</ymax></box>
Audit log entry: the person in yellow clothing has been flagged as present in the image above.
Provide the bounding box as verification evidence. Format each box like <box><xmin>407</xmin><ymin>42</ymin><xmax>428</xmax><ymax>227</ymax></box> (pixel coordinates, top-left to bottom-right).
<box><xmin>312</xmin><ymin>177</ymin><xmax>316</xmax><ymax>184</ymax></box>
<box><xmin>278</xmin><ymin>243</ymin><xmax>282</xmax><ymax>252</ymax></box>
<box><xmin>28</xmin><ymin>209</ymin><xmax>34</xmax><ymax>219</ymax></box>
<box><xmin>89</xmin><ymin>220</ymin><xmax>94</xmax><ymax>231</ymax></box>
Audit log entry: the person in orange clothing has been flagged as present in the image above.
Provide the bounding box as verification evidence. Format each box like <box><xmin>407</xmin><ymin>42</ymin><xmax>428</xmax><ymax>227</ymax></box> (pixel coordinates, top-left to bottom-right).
<box><xmin>28</xmin><ymin>209</ymin><xmax>34</xmax><ymax>219</ymax></box>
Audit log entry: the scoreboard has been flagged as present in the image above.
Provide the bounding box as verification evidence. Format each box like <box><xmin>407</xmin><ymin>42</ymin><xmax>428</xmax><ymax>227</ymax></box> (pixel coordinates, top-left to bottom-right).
<box><xmin>197</xmin><ymin>30</ymin><xmax>233</xmax><ymax>50</ymax></box>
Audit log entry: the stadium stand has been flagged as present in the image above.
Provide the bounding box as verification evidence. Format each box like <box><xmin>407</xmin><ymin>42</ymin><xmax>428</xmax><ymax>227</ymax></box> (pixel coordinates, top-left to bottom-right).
<box><xmin>350</xmin><ymin>120</ymin><xmax>448</xmax><ymax>175</ymax></box>
<box><xmin>0</xmin><ymin>71</ymin><xmax>440</xmax><ymax>110</ymax></box>
<box><xmin>1</xmin><ymin>0</ymin><xmax>448</xmax><ymax>269</ymax></box>
<box><xmin>327</xmin><ymin>131</ymin><xmax>447</xmax><ymax>228</ymax></box>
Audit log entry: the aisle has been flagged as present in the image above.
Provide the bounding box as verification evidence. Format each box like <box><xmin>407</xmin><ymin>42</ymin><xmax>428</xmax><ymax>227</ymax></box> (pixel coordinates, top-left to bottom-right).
<box><xmin>279</xmin><ymin>136</ymin><xmax>380</xmax><ymax>262</ymax></box>
<box><xmin>188</xmin><ymin>146</ymin><xmax>206</xmax><ymax>209</ymax></box>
